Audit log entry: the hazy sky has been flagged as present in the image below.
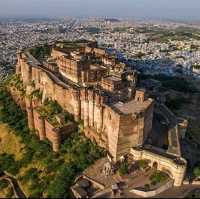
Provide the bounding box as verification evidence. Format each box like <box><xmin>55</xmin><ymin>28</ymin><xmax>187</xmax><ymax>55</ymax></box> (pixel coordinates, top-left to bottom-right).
<box><xmin>0</xmin><ymin>0</ymin><xmax>200</xmax><ymax>20</ymax></box>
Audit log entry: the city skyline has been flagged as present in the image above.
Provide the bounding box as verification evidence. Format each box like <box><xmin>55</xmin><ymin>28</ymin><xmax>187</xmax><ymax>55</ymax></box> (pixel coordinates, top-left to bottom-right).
<box><xmin>0</xmin><ymin>0</ymin><xmax>200</xmax><ymax>21</ymax></box>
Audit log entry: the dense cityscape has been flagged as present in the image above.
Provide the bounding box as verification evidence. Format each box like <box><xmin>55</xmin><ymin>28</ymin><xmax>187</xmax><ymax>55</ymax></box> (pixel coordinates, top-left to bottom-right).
<box><xmin>1</xmin><ymin>2</ymin><xmax>200</xmax><ymax>198</ymax></box>
<box><xmin>2</xmin><ymin>17</ymin><xmax>200</xmax><ymax>80</ymax></box>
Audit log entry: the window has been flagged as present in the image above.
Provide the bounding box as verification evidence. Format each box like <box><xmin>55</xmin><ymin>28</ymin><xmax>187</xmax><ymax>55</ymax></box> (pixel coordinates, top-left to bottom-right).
<box><xmin>109</xmin><ymin>113</ymin><xmax>112</xmax><ymax>120</ymax></box>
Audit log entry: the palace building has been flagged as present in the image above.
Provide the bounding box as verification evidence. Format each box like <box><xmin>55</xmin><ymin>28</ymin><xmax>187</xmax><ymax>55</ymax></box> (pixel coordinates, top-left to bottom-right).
<box><xmin>12</xmin><ymin>40</ymin><xmax>187</xmax><ymax>186</ymax></box>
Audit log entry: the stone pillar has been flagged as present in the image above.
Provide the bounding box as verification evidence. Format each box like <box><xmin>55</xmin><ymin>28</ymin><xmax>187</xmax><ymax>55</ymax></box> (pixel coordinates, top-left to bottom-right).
<box><xmin>173</xmin><ymin>165</ymin><xmax>187</xmax><ymax>186</ymax></box>
<box><xmin>136</xmin><ymin>113</ymin><xmax>145</xmax><ymax>146</ymax></box>
<box><xmin>84</xmin><ymin>100</ymin><xmax>89</xmax><ymax>128</ymax></box>
<box><xmin>96</xmin><ymin>94</ymin><xmax>103</xmax><ymax>133</ymax></box>
<box><xmin>25</xmin><ymin>97</ymin><xmax>35</xmax><ymax>130</ymax></box>
<box><xmin>32</xmin><ymin>98</ymin><xmax>42</xmax><ymax>109</ymax></box>
<box><xmin>16</xmin><ymin>52</ymin><xmax>22</xmax><ymax>74</ymax></box>
<box><xmin>98</xmin><ymin>106</ymin><xmax>103</xmax><ymax>132</ymax></box>
<box><xmin>25</xmin><ymin>84</ymin><xmax>36</xmax><ymax>131</ymax></box>
<box><xmin>27</xmin><ymin>107</ymin><xmax>35</xmax><ymax>130</ymax></box>
<box><xmin>83</xmin><ymin>89</ymin><xmax>89</xmax><ymax>128</ymax></box>
<box><xmin>88</xmin><ymin>90</ymin><xmax>94</xmax><ymax>127</ymax></box>
<box><xmin>81</xmin><ymin>71</ymin><xmax>86</xmax><ymax>83</ymax></box>
<box><xmin>72</xmin><ymin>90</ymin><xmax>81</xmax><ymax>122</ymax></box>
<box><xmin>89</xmin><ymin>101</ymin><xmax>94</xmax><ymax>127</ymax></box>
<box><xmin>16</xmin><ymin>63</ymin><xmax>21</xmax><ymax>75</ymax></box>
<box><xmin>52</xmin><ymin>130</ymin><xmax>61</xmax><ymax>152</ymax></box>
<box><xmin>22</xmin><ymin>62</ymin><xmax>32</xmax><ymax>86</ymax></box>
<box><xmin>38</xmin><ymin>117</ymin><xmax>46</xmax><ymax>140</ymax></box>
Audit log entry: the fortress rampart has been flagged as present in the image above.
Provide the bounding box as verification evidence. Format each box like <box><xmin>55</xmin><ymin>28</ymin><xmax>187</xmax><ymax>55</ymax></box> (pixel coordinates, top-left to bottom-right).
<box><xmin>14</xmin><ymin>41</ymin><xmax>154</xmax><ymax>161</ymax></box>
<box><xmin>12</xmin><ymin>41</ymin><xmax>187</xmax><ymax>187</ymax></box>
<box><xmin>10</xmin><ymin>42</ymin><xmax>187</xmax><ymax>186</ymax></box>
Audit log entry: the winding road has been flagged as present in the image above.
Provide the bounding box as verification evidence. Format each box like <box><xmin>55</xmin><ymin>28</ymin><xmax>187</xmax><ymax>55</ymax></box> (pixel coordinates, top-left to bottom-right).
<box><xmin>0</xmin><ymin>172</ymin><xmax>26</xmax><ymax>198</ymax></box>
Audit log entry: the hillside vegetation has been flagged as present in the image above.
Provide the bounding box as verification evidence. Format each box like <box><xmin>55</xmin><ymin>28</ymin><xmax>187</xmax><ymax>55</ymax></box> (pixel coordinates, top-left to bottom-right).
<box><xmin>0</xmin><ymin>81</ymin><xmax>105</xmax><ymax>198</ymax></box>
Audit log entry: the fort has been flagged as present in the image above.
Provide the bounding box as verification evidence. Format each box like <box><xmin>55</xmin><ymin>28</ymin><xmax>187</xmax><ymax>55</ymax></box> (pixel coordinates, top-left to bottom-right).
<box><xmin>11</xmin><ymin>40</ymin><xmax>187</xmax><ymax>188</ymax></box>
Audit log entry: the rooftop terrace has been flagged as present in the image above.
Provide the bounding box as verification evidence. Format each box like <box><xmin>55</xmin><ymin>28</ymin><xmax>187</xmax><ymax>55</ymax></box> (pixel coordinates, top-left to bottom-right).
<box><xmin>113</xmin><ymin>98</ymin><xmax>153</xmax><ymax>115</ymax></box>
<box><xmin>103</xmin><ymin>75</ymin><xmax>122</xmax><ymax>83</ymax></box>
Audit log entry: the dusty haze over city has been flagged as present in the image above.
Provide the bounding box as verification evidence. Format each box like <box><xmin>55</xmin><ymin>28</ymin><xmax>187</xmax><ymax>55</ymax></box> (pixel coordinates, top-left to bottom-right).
<box><xmin>0</xmin><ymin>0</ymin><xmax>200</xmax><ymax>21</ymax></box>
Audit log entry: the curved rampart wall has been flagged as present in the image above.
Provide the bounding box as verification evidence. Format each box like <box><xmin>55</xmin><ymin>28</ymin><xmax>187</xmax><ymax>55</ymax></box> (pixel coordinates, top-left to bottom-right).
<box><xmin>130</xmin><ymin>148</ymin><xmax>187</xmax><ymax>186</ymax></box>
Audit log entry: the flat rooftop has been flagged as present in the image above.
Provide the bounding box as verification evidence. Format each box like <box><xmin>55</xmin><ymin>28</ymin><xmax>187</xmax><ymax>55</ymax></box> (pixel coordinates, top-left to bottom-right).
<box><xmin>113</xmin><ymin>98</ymin><xmax>153</xmax><ymax>115</ymax></box>
<box><xmin>103</xmin><ymin>75</ymin><xmax>121</xmax><ymax>82</ymax></box>
<box><xmin>90</xmin><ymin>64</ymin><xmax>106</xmax><ymax>71</ymax></box>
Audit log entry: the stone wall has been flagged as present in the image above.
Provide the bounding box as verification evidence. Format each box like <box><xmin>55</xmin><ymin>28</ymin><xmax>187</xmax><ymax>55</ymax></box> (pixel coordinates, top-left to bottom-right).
<box><xmin>117</xmin><ymin>114</ymin><xmax>142</xmax><ymax>158</ymax></box>
<box><xmin>25</xmin><ymin>98</ymin><xmax>35</xmax><ymax>130</ymax></box>
<box><xmin>57</xmin><ymin>56</ymin><xmax>82</xmax><ymax>83</ymax></box>
<box><xmin>177</xmin><ymin>117</ymin><xmax>188</xmax><ymax>139</ymax></box>
<box><xmin>130</xmin><ymin>179</ymin><xmax>174</xmax><ymax>198</ymax></box>
<box><xmin>18</xmin><ymin>56</ymin><xmax>79</xmax><ymax>119</ymax></box>
<box><xmin>79</xmin><ymin>88</ymin><xmax>148</xmax><ymax>161</ymax></box>
<box><xmin>16</xmin><ymin>51</ymin><xmax>154</xmax><ymax>161</ymax></box>
<box><xmin>20</xmin><ymin>57</ymin><xmax>32</xmax><ymax>86</ymax></box>
<box><xmin>143</xmin><ymin>101</ymin><xmax>154</xmax><ymax>143</ymax></box>
<box><xmin>51</xmin><ymin>48</ymin><xmax>67</xmax><ymax>59</ymax></box>
<box><xmin>45</xmin><ymin>120</ymin><xmax>61</xmax><ymax>152</ymax></box>
<box><xmin>32</xmin><ymin>107</ymin><xmax>76</xmax><ymax>152</ymax></box>
<box><xmin>93</xmin><ymin>48</ymin><xmax>106</xmax><ymax>56</ymax></box>
<box><xmin>103</xmin><ymin>106</ymin><xmax>121</xmax><ymax>161</ymax></box>
<box><xmin>9</xmin><ymin>87</ymin><xmax>26</xmax><ymax>110</ymax></box>
<box><xmin>33</xmin><ymin>109</ymin><xmax>45</xmax><ymax>139</ymax></box>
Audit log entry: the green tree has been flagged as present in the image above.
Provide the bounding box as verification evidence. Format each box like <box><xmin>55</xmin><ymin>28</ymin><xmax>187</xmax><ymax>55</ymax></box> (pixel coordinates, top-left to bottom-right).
<box><xmin>0</xmin><ymin>179</ymin><xmax>9</xmax><ymax>189</ymax></box>
<box><xmin>0</xmin><ymin>154</ymin><xmax>20</xmax><ymax>175</ymax></box>
<box><xmin>118</xmin><ymin>162</ymin><xmax>129</xmax><ymax>176</ymax></box>
<box><xmin>150</xmin><ymin>171</ymin><xmax>168</xmax><ymax>185</ymax></box>
<box><xmin>193</xmin><ymin>166</ymin><xmax>200</xmax><ymax>178</ymax></box>
<box><xmin>22</xmin><ymin>168</ymin><xmax>39</xmax><ymax>183</ymax></box>
<box><xmin>0</xmin><ymin>81</ymin><xmax>105</xmax><ymax>197</ymax></box>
